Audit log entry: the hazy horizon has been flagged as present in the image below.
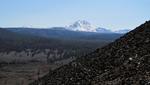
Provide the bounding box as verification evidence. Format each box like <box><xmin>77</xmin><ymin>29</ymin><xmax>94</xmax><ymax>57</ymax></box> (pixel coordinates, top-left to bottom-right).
<box><xmin>0</xmin><ymin>0</ymin><xmax>150</xmax><ymax>30</ymax></box>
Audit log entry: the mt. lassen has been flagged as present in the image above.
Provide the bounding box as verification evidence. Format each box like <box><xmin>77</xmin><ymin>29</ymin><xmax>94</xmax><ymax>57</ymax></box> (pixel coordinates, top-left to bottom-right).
<box><xmin>67</xmin><ymin>20</ymin><xmax>96</xmax><ymax>32</ymax></box>
<box><xmin>67</xmin><ymin>20</ymin><xmax>130</xmax><ymax>33</ymax></box>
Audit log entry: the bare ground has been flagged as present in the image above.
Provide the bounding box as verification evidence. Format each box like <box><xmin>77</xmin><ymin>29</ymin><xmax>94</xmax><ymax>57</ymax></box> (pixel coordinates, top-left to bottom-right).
<box><xmin>0</xmin><ymin>58</ymin><xmax>73</xmax><ymax>85</ymax></box>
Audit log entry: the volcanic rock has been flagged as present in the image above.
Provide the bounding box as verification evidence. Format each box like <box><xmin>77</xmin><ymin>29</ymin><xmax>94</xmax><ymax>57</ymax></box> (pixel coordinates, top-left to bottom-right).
<box><xmin>30</xmin><ymin>21</ymin><xmax>150</xmax><ymax>85</ymax></box>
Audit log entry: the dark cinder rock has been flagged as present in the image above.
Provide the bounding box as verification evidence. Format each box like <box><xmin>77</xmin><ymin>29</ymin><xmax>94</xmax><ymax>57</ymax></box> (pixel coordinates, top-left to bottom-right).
<box><xmin>30</xmin><ymin>21</ymin><xmax>150</xmax><ymax>85</ymax></box>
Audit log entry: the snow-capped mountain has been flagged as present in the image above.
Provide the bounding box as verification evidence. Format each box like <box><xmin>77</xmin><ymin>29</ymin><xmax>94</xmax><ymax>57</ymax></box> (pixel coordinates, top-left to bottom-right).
<box><xmin>66</xmin><ymin>20</ymin><xmax>130</xmax><ymax>34</ymax></box>
<box><xmin>67</xmin><ymin>20</ymin><xmax>96</xmax><ymax>32</ymax></box>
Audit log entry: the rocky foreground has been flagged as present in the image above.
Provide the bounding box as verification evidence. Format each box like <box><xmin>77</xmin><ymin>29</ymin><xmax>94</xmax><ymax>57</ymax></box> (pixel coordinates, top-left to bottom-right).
<box><xmin>30</xmin><ymin>21</ymin><xmax>150</xmax><ymax>85</ymax></box>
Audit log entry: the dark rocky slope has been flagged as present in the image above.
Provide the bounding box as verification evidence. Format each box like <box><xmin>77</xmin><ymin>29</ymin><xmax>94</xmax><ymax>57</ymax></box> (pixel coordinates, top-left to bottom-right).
<box><xmin>30</xmin><ymin>21</ymin><xmax>150</xmax><ymax>85</ymax></box>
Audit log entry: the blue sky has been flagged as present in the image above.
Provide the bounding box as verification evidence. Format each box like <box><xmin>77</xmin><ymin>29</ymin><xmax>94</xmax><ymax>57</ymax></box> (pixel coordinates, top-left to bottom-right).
<box><xmin>0</xmin><ymin>0</ymin><xmax>150</xmax><ymax>30</ymax></box>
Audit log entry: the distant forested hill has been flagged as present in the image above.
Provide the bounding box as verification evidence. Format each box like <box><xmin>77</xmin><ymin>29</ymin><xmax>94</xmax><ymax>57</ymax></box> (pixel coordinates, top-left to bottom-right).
<box><xmin>6</xmin><ymin>27</ymin><xmax>122</xmax><ymax>41</ymax></box>
<box><xmin>0</xmin><ymin>28</ymin><xmax>122</xmax><ymax>64</ymax></box>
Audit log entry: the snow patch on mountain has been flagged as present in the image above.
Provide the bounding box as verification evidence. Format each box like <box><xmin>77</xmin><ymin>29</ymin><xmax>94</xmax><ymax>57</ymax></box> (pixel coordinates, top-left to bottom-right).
<box><xmin>96</xmin><ymin>27</ymin><xmax>112</xmax><ymax>33</ymax></box>
<box><xmin>114</xmin><ymin>29</ymin><xmax>131</xmax><ymax>34</ymax></box>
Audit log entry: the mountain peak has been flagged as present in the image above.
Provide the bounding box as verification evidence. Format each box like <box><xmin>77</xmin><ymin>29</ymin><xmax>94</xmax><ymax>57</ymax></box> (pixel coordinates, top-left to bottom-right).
<box><xmin>74</xmin><ymin>20</ymin><xmax>91</xmax><ymax>25</ymax></box>
<box><xmin>68</xmin><ymin>20</ymin><xmax>96</xmax><ymax>32</ymax></box>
